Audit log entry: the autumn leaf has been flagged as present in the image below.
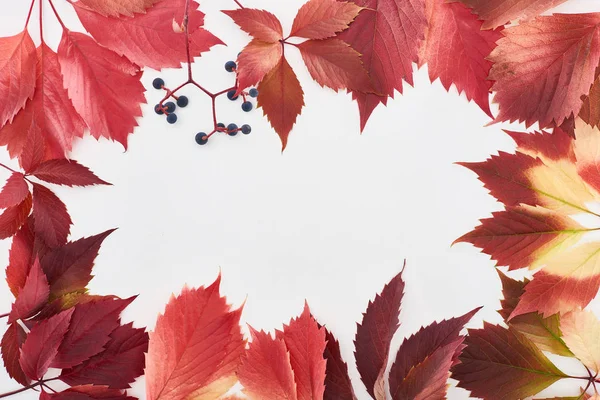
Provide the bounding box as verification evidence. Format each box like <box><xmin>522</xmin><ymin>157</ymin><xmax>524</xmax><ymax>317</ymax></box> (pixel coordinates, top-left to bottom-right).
<box><xmin>488</xmin><ymin>14</ymin><xmax>600</xmax><ymax>129</ymax></box>
<box><xmin>32</xmin><ymin>183</ymin><xmax>71</xmax><ymax>248</ymax></box>
<box><xmin>29</xmin><ymin>160</ymin><xmax>109</xmax><ymax>187</ymax></box>
<box><xmin>235</xmin><ymin>40</ymin><xmax>283</xmax><ymax>94</ymax></box>
<box><xmin>580</xmin><ymin>73</ymin><xmax>600</xmax><ymax>129</ymax></box>
<box><xmin>223</xmin><ymin>9</ymin><xmax>283</xmax><ymax>42</ymax></box>
<box><xmin>0</xmin><ymin>173</ymin><xmax>29</xmax><ymax>209</ymax></box>
<box><xmin>1</xmin><ymin>323</ymin><xmax>29</xmax><ymax>386</ymax></box>
<box><xmin>9</xmin><ymin>258</ymin><xmax>49</xmax><ymax>322</ymax></box>
<box><xmin>145</xmin><ymin>275</ymin><xmax>245</xmax><ymax>400</ymax></box>
<box><xmin>42</xmin><ymin>385</ymin><xmax>135</xmax><ymax>399</ymax></box>
<box><xmin>5</xmin><ymin>218</ymin><xmax>37</xmax><ymax>296</ymax></box>
<box><xmin>560</xmin><ymin>310</ymin><xmax>600</xmax><ymax>373</ymax></box>
<box><xmin>77</xmin><ymin>0</ymin><xmax>160</xmax><ymax>18</ymax></box>
<box><xmin>322</xmin><ymin>328</ymin><xmax>357</xmax><ymax>400</ymax></box>
<box><xmin>290</xmin><ymin>0</ymin><xmax>363</xmax><ymax>40</ymax></box>
<box><xmin>0</xmin><ymin>193</ymin><xmax>32</xmax><ymax>240</ymax></box>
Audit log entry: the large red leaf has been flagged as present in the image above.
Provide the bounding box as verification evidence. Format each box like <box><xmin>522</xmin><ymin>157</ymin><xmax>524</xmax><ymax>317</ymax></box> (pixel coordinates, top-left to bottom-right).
<box><xmin>19</xmin><ymin>308</ymin><xmax>74</xmax><ymax>380</ymax></box>
<box><xmin>1</xmin><ymin>323</ymin><xmax>29</xmax><ymax>386</ymax></box>
<box><xmin>452</xmin><ymin>0</ymin><xmax>567</xmax><ymax>29</ymax></box>
<box><xmin>580</xmin><ymin>74</ymin><xmax>600</xmax><ymax>129</ymax></box>
<box><xmin>145</xmin><ymin>276</ymin><xmax>245</xmax><ymax>400</ymax></box>
<box><xmin>236</xmin><ymin>40</ymin><xmax>283</xmax><ymax>92</ymax></box>
<box><xmin>30</xmin><ymin>160</ymin><xmax>109</xmax><ymax>187</ymax></box>
<box><xmin>419</xmin><ymin>0</ymin><xmax>502</xmax><ymax>117</ymax></box>
<box><xmin>43</xmin><ymin>385</ymin><xmax>135</xmax><ymax>399</ymax></box>
<box><xmin>337</xmin><ymin>0</ymin><xmax>427</xmax><ymax>129</ymax></box>
<box><xmin>0</xmin><ymin>173</ymin><xmax>29</xmax><ymax>209</ymax></box>
<box><xmin>290</xmin><ymin>0</ymin><xmax>363</xmax><ymax>40</ymax></box>
<box><xmin>223</xmin><ymin>9</ymin><xmax>284</xmax><ymax>43</ymax></box>
<box><xmin>9</xmin><ymin>258</ymin><xmax>49</xmax><ymax>322</ymax></box>
<box><xmin>57</xmin><ymin>31</ymin><xmax>145</xmax><ymax>149</ymax></box>
<box><xmin>51</xmin><ymin>297</ymin><xmax>135</xmax><ymax>369</ymax></box>
<box><xmin>322</xmin><ymin>328</ymin><xmax>356</xmax><ymax>400</ymax></box>
<box><xmin>355</xmin><ymin>270</ymin><xmax>405</xmax><ymax>400</ymax></box>
<box><xmin>74</xmin><ymin>0</ymin><xmax>223</xmax><ymax>70</ymax></box>
<box><xmin>78</xmin><ymin>0</ymin><xmax>159</xmax><ymax>17</ymax></box>
<box><xmin>0</xmin><ymin>193</ymin><xmax>32</xmax><ymax>239</ymax></box>
<box><xmin>60</xmin><ymin>322</ymin><xmax>148</xmax><ymax>389</ymax></box>
<box><xmin>238</xmin><ymin>328</ymin><xmax>298</xmax><ymax>400</ymax></box>
<box><xmin>32</xmin><ymin>183</ymin><xmax>71</xmax><ymax>248</ymax></box>
<box><xmin>0</xmin><ymin>30</ymin><xmax>36</xmax><ymax>127</ymax></box>
<box><xmin>257</xmin><ymin>57</ymin><xmax>305</xmax><ymax>150</ymax></box>
<box><xmin>278</xmin><ymin>303</ymin><xmax>327</xmax><ymax>400</ymax></box>
<box><xmin>297</xmin><ymin>39</ymin><xmax>372</xmax><ymax>92</ymax></box>
<box><xmin>489</xmin><ymin>14</ymin><xmax>600</xmax><ymax>128</ymax></box>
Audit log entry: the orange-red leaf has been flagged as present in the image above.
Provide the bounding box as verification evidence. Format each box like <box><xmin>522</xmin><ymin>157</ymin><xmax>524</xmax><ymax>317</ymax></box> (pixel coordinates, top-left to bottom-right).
<box><xmin>145</xmin><ymin>276</ymin><xmax>245</xmax><ymax>400</ymax></box>
<box><xmin>223</xmin><ymin>9</ymin><xmax>284</xmax><ymax>43</ymax></box>
<box><xmin>9</xmin><ymin>258</ymin><xmax>49</xmax><ymax>322</ymax></box>
<box><xmin>236</xmin><ymin>40</ymin><xmax>283</xmax><ymax>92</ymax></box>
<box><xmin>0</xmin><ymin>193</ymin><xmax>32</xmax><ymax>240</ymax></box>
<box><xmin>290</xmin><ymin>0</ymin><xmax>363</xmax><ymax>40</ymax></box>
<box><xmin>32</xmin><ymin>183</ymin><xmax>71</xmax><ymax>248</ymax></box>
<box><xmin>0</xmin><ymin>173</ymin><xmax>29</xmax><ymax>209</ymax></box>
<box><xmin>77</xmin><ymin>0</ymin><xmax>160</xmax><ymax>17</ymax></box>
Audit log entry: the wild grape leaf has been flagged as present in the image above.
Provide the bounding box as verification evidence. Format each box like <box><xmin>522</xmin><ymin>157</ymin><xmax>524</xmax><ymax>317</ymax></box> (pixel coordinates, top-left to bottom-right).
<box><xmin>419</xmin><ymin>0</ymin><xmax>502</xmax><ymax>117</ymax></box>
<box><xmin>337</xmin><ymin>0</ymin><xmax>427</xmax><ymax>130</ymax></box>
<box><xmin>560</xmin><ymin>310</ymin><xmax>600</xmax><ymax>373</ymax></box>
<box><xmin>297</xmin><ymin>39</ymin><xmax>372</xmax><ymax>92</ymax></box>
<box><xmin>488</xmin><ymin>14</ymin><xmax>600</xmax><ymax>129</ymax></box>
<box><xmin>0</xmin><ymin>193</ymin><xmax>32</xmax><ymax>239</ymax></box>
<box><xmin>277</xmin><ymin>303</ymin><xmax>327</xmax><ymax>400</ymax></box>
<box><xmin>355</xmin><ymin>270</ymin><xmax>405</xmax><ymax>400</ymax></box>
<box><xmin>0</xmin><ymin>44</ymin><xmax>86</xmax><ymax>163</ymax></box>
<box><xmin>51</xmin><ymin>297</ymin><xmax>135</xmax><ymax>369</ymax></box>
<box><xmin>0</xmin><ymin>173</ymin><xmax>29</xmax><ymax>209</ymax></box>
<box><xmin>74</xmin><ymin>0</ymin><xmax>223</xmax><ymax>70</ymax></box>
<box><xmin>9</xmin><ymin>258</ymin><xmax>49</xmax><ymax>322</ymax></box>
<box><xmin>77</xmin><ymin>0</ymin><xmax>160</xmax><ymax>17</ymax></box>
<box><xmin>145</xmin><ymin>276</ymin><xmax>245</xmax><ymax>400</ymax></box>
<box><xmin>580</xmin><ymin>73</ymin><xmax>600</xmax><ymax>129</ymax></box>
<box><xmin>5</xmin><ymin>218</ymin><xmax>38</xmax><ymax>296</ymax></box>
<box><xmin>19</xmin><ymin>308</ymin><xmax>74</xmax><ymax>380</ymax></box>
<box><xmin>223</xmin><ymin>9</ymin><xmax>283</xmax><ymax>42</ymax></box>
<box><xmin>57</xmin><ymin>31</ymin><xmax>145</xmax><ymax>148</ymax></box>
<box><xmin>32</xmin><ymin>183</ymin><xmax>71</xmax><ymax>248</ymax></box>
<box><xmin>0</xmin><ymin>30</ymin><xmax>36</xmax><ymax>127</ymax></box>
<box><xmin>235</xmin><ymin>40</ymin><xmax>283</xmax><ymax>93</ymax></box>
<box><xmin>451</xmin><ymin>0</ymin><xmax>567</xmax><ymax>29</ymax></box>
<box><xmin>30</xmin><ymin>160</ymin><xmax>109</xmax><ymax>187</ymax></box>
<box><xmin>20</xmin><ymin>121</ymin><xmax>47</xmax><ymax>173</ymax></box>
<box><xmin>238</xmin><ymin>328</ymin><xmax>298</xmax><ymax>400</ymax></box>
<box><xmin>257</xmin><ymin>57</ymin><xmax>305</xmax><ymax>150</ymax></box>
<box><xmin>290</xmin><ymin>0</ymin><xmax>363</xmax><ymax>40</ymax></box>
<box><xmin>34</xmin><ymin>293</ymin><xmax>114</xmax><ymax>322</ymax></box>
<box><xmin>60</xmin><ymin>323</ymin><xmax>148</xmax><ymax>389</ymax></box>
<box><xmin>322</xmin><ymin>328</ymin><xmax>357</xmax><ymax>400</ymax></box>
<box><xmin>452</xmin><ymin>323</ymin><xmax>567</xmax><ymax>399</ymax></box>
<box><xmin>42</xmin><ymin>385</ymin><xmax>135</xmax><ymax>399</ymax></box>
<box><xmin>1</xmin><ymin>323</ymin><xmax>29</xmax><ymax>386</ymax></box>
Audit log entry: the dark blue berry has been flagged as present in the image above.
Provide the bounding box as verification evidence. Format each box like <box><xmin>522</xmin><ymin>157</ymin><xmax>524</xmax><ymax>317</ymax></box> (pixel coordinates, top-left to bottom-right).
<box><xmin>195</xmin><ymin>132</ymin><xmax>208</xmax><ymax>145</ymax></box>
<box><xmin>217</xmin><ymin>123</ymin><xmax>226</xmax><ymax>129</ymax></box>
<box><xmin>152</xmin><ymin>78</ymin><xmax>164</xmax><ymax>89</ymax></box>
<box><xmin>154</xmin><ymin>104</ymin><xmax>164</xmax><ymax>115</ymax></box>
<box><xmin>227</xmin><ymin>123</ymin><xmax>238</xmax><ymax>136</ymax></box>
<box><xmin>241</xmin><ymin>124</ymin><xmax>252</xmax><ymax>134</ymax></box>
<box><xmin>167</xmin><ymin>113</ymin><xmax>178</xmax><ymax>124</ymax></box>
<box><xmin>164</xmin><ymin>101</ymin><xmax>176</xmax><ymax>113</ymax></box>
<box><xmin>225</xmin><ymin>61</ymin><xmax>237</xmax><ymax>72</ymax></box>
<box><xmin>241</xmin><ymin>101</ymin><xmax>253</xmax><ymax>112</ymax></box>
<box><xmin>227</xmin><ymin>90</ymin><xmax>238</xmax><ymax>101</ymax></box>
<box><xmin>249</xmin><ymin>88</ymin><xmax>258</xmax><ymax>98</ymax></box>
<box><xmin>177</xmin><ymin>96</ymin><xmax>189</xmax><ymax>108</ymax></box>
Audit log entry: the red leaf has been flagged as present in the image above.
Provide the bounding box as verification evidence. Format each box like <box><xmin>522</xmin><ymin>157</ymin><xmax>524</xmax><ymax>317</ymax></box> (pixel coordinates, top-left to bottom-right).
<box><xmin>488</xmin><ymin>14</ymin><xmax>600</xmax><ymax>128</ymax></box>
<box><xmin>0</xmin><ymin>45</ymin><xmax>86</xmax><ymax>163</ymax></box>
<box><xmin>145</xmin><ymin>276</ymin><xmax>245</xmax><ymax>400</ymax></box>
<box><xmin>0</xmin><ymin>193</ymin><xmax>32</xmax><ymax>240</ymax></box>
<box><xmin>43</xmin><ymin>385</ymin><xmax>135</xmax><ymax>399</ymax></box>
<box><xmin>236</xmin><ymin>40</ymin><xmax>283</xmax><ymax>92</ymax></box>
<box><xmin>419</xmin><ymin>0</ymin><xmax>502</xmax><ymax>117</ymax></box>
<box><xmin>355</xmin><ymin>269</ymin><xmax>405</xmax><ymax>399</ymax></box>
<box><xmin>337</xmin><ymin>0</ymin><xmax>427</xmax><ymax>129</ymax></box>
<box><xmin>278</xmin><ymin>303</ymin><xmax>327</xmax><ymax>400</ymax></box>
<box><xmin>238</xmin><ymin>328</ymin><xmax>298</xmax><ymax>400</ymax></box>
<box><xmin>9</xmin><ymin>258</ymin><xmax>49</xmax><ymax>322</ymax></box>
<box><xmin>257</xmin><ymin>57</ymin><xmax>305</xmax><ymax>150</ymax></box>
<box><xmin>60</xmin><ymin>323</ymin><xmax>148</xmax><ymax>389</ymax></box>
<box><xmin>74</xmin><ymin>0</ymin><xmax>223</xmax><ymax>70</ymax></box>
<box><xmin>19</xmin><ymin>308</ymin><xmax>74</xmax><ymax>380</ymax></box>
<box><xmin>297</xmin><ymin>39</ymin><xmax>373</xmax><ymax>92</ymax></box>
<box><xmin>223</xmin><ymin>9</ymin><xmax>284</xmax><ymax>42</ymax></box>
<box><xmin>77</xmin><ymin>0</ymin><xmax>160</xmax><ymax>17</ymax></box>
<box><xmin>451</xmin><ymin>0</ymin><xmax>567</xmax><ymax>30</ymax></box>
<box><xmin>51</xmin><ymin>297</ymin><xmax>135</xmax><ymax>369</ymax></box>
<box><xmin>580</xmin><ymin>73</ymin><xmax>600</xmax><ymax>129</ymax></box>
<box><xmin>30</xmin><ymin>160</ymin><xmax>109</xmax><ymax>187</ymax></box>
<box><xmin>32</xmin><ymin>183</ymin><xmax>71</xmax><ymax>248</ymax></box>
<box><xmin>322</xmin><ymin>328</ymin><xmax>357</xmax><ymax>400</ymax></box>
<box><xmin>6</xmin><ymin>218</ymin><xmax>35</xmax><ymax>296</ymax></box>
<box><xmin>0</xmin><ymin>30</ymin><xmax>36</xmax><ymax>127</ymax></box>
<box><xmin>0</xmin><ymin>173</ymin><xmax>29</xmax><ymax>209</ymax></box>
<box><xmin>290</xmin><ymin>0</ymin><xmax>363</xmax><ymax>40</ymax></box>
<box><xmin>1</xmin><ymin>323</ymin><xmax>29</xmax><ymax>386</ymax></box>
<box><xmin>41</xmin><ymin>229</ymin><xmax>115</xmax><ymax>298</ymax></box>
<box><xmin>57</xmin><ymin>31</ymin><xmax>145</xmax><ymax>148</ymax></box>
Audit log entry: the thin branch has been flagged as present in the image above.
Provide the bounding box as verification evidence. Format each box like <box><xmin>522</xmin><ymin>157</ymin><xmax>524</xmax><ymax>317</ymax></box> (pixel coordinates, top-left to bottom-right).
<box><xmin>233</xmin><ymin>0</ymin><xmax>244</xmax><ymax>8</ymax></box>
<box><xmin>183</xmin><ymin>0</ymin><xmax>192</xmax><ymax>80</ymax></box>
<box><xmin>0</xmin><ymin>163</ymin><xmax>17</xmax><ymax>174</ymax></box>
<box><xmin>0</xmin><ymin>313</ymin><xmax>8</xmax><ymax>319</ymax></box>
<box><xmin>0</xmin><ymin>382</ymin><xmax>43</xmax><ymax>399</ymax></box>
<box><xmin>47</xmin><ymin>0</ymin><xmax>67</xmax><ymax>30</ymax></box>
<box><xmin>24</xmin><ymin>0</ymin><xmax>36</xmax><ymax>30</ymax></box>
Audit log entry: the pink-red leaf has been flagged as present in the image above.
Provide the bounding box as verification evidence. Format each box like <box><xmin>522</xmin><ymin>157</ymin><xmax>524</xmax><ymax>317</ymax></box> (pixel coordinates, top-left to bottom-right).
<box><xmin>19</xmin><ymin>308</ymin><xmax>74</xmax><ymax>380</ymax></box>
<box><xmin>0</xmin><ymin>30</ymin><xmax>36</xmax><ymax>127</ymax></box>
<box><xmin>322</xmin><ymin>328</ymin><xmax>357</xmax><ymax>400</ymax></box>
<box><xmin>223</xmin><ymin>9</ymin><xmax>284</xmax><ymax>42</ymax></box>
<box><xmin>6</xmin><ymin>218</ymin><xmax>35</xmax><ymax>296</ymax></box>
<box><xmin>236</xmin><ymin>40</ymin><xmax>283</xmax><ymax>92</ymax></box>
<box><xmin>0</xmin><ymin>173</ymin><xmax>29</xmax><ymax>209</ymax></box>
<box><xmin>0</xmin><ymin>193</ymin><xmax>32</xmax><ymax>239</ymax></box>
<box><xmin>30</xmin><ymin>159</ymin><xmax>109</xmax><ymax>187</ymax></box>
<box><xmin>57</xmin><ymin>31</ymin><xmax>145</xmax><ymax>148</ymax></box>
<box><xmin>32</xmin><ymin>183</ymin><xmax>71</xmax><ymax>248</ymax></box>
<box><xmin>9</xmin><ymin>258</ymin><xmax>49</xmax><ymax>322</ymax></box>
<box><xmin>290</xmin><ymin>0</ymin><xmax>363</xmax><ymax>40</ymax></box>
<box><xmin>77</xmin><ymin>0</ymin><xmax>160</xmax><ymax>17</ymax></box>
<box><xmin>1</xmin><ymin>322</ymin><xmax>29</xmax><ymax>386</ymax></box>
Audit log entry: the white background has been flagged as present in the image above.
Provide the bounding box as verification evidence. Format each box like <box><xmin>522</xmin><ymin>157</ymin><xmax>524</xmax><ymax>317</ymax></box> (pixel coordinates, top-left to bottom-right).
<box><xmin>1</xmin><ymin>0</ymin><xmax>600</xmax><ymax>399</ymax></box>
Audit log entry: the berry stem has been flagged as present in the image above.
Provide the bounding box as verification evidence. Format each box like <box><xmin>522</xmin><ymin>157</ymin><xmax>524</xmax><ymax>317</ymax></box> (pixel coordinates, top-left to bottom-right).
<box><xmin>183</xmin><ymin>0</ymin><xmax>193</xmax><ymax>80</ymax></box>
<box><xmin>24</xmin><ymin>0</ymin><xmax>36</xmax><ymax>30</ymax></box>
<box><xmin>47</xmin><ymin>0</ymin><xmax>67</xmax><ymax>30</ymax></box>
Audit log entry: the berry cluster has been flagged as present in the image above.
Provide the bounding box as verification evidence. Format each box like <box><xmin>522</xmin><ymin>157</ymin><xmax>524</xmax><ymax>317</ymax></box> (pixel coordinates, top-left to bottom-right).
<box><xmin>152</xmin><ymin>78</ymin><xmax>189</xmax><ymax>124</ymax></box>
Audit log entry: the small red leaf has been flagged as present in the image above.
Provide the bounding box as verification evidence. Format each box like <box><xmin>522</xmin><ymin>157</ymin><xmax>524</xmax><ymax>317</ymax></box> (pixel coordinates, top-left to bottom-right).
<box><xmin>30</xmin><ymin>159</ymin><xmax>109</xmax><ymax>187</ymax></box>
<box><xmin>19</xmin><ymin>308</ymin><xmax>74</xmax><ymax>380</ymax></box>
<box><xmin>6</xmin><ymin>218</ymin><xmax>35</xmax><ymax>296</ymax></box>
<box><xmin>0</xmin><ymin>193</ymin><xmax>32</xmax><ymax>240</ymax></box>
<box><xmin>580</xmin><ymin>73</ymin><xmax>600</xmax><ymax>129</ymax></box>
<box><xmin>223</xmin><ymin>9</ymin><xmax>284</xmax><ymax>42</ymax></box>
<box><xmin>1</xmin><ymin>323</ymin><xmax>29</xmax><ymax>386</ymax></box>
<box><xmin>323</xmin><ymin>328</ymin><xmax>357</xmax><ymax>400</ymax></box>
<box><xmin>77</xmin><ymin>0</ymin><xmax>160</xmax><ymax>17</ymax></box>
<box><xmin>32</xmin><ymin>183</ymin><xmax>71</xmax><ymax>248</ymax></box>
<box><xmin>290</xmin><ymin>0</ymin><xmax>363</xmax><ymax>40</ymax></box>
<box><xmin>236</xmin><ymin>40</ymin><xmax>283</xmax><ymax>92</ymax></box>
<box><xmin>9</xmin><ymin>258</ymin><xmax>49</xmax><ymax>322</ymax></box>
<box><xmin>0</xmin><ymin>173</ymin><xmax>29</xmax><ymax>209</ymax></box>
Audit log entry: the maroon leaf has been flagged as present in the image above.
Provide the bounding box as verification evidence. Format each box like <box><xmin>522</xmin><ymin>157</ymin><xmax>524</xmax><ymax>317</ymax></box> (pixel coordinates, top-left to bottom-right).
<box><xmin>5</xmin><ymin>218</ymin><xmax>35</xmax><ymax>296</ymax></box>
<box><xmin>1</xmin><ymin>322</ymin><xmax>29</xmax><ymax>386</ymax></box>
<box><xmin>30</xmin><ymin>159</ymin><xmax>110</xmax><ymax>187</ymax></box>
<box><xmin>32</xmin><ymin>183</ymin><xmax>71</xmax><ymax>247</ymax></box>
<box><xmin>0</xmin><ymin>172</ymin><xmax>29</xmax><ymax>208</ymax></box>
<box><xmin>9</xmin><ymin>258</ymin><xmax>49</xmax><ymax>322</ymax></box>
<box><xmin>323</xmin><ymin>327</ymin><xmax>357</xmax><ymax>400</ymax></box>
<box><xmin>0</xmin><ymin>192</ymin><xmax>32</xmax><ymax>239</ymax></box>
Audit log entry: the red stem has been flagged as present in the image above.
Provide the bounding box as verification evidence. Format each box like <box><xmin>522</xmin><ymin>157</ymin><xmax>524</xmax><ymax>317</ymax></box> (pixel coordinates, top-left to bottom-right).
<box><xmin>233</xmin><ymin>0</ymin><xmax>244</xmax><ymax>8</ymax></box>
<box><xmin>39</xmin><ymin>0</ymin><xmax>43</xmax><ymax>41</ymax></box>
<box><xmin>0</xmin><ymin>382</ymin><xmax>42</xmax><ymax>398</ymax></box>
<box><xmin>47</xmin><ymin>0</ymin><xmax>66</xmax><ymax>30</ymax></box>
<box><xmin>0</xmin><ymin>163</ymin><xmax>17</xmax><ymax>174</ymax></box>
<box><xmin>0</xmin><ymin>313</ymin><xmax>8</xmax><ymax>319</ymax></box>
<box><xmin>24</xmin><ymin>0</ymin><xmax>36</xmax><ymax>30</ymax></box>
